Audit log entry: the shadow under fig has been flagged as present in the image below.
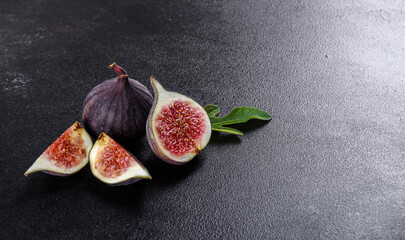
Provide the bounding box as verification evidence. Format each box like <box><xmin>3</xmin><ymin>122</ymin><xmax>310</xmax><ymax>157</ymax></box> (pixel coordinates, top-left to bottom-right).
<box><xmin>18</xmin><ymin>165</ymin><xmax>147</xmax><ymax>208</ymax></box>
<box><xmin>143</xmin><ymin>155</ymin><xmax>202</xmax><ymax>186</ymax></box>
<box><xmin>86</xmin><ymin>155</ymin><xmax>202</xmax><ymax>206</ymax></box>
<box><xmin>119</xmin><ymin>136</ymin><xmax>148</xmax><ymax>158</ymax></box>
<box><xmin>209</xmin><ymin>119</ymin><xmax>271</xmax><ymax>144</ymax></box>
<box><xmin>87</xmin><ymin>177</ymin><xmax>147</xmax><ymax>207</ymax></box>
<box><xmin>16</xmin><ymin>168</ymin><xmax>88</xmax><ymax>204</ymax></box>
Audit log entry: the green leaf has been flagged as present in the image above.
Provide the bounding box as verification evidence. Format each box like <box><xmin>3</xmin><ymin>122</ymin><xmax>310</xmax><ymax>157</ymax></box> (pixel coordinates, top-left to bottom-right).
<box><xmin>211</xmin><ymin>126</ymin><xmax>244</xmax><ymax>135</ymax></box>
<box><xmin>204</xmin><ymin>104</ymin><xmax>220</xmax><ymax>119</ymax></box>
<box><xmin>204</xmin><ymin>104</ymin><xmax>271</xmax><ymax>135</ymax></box>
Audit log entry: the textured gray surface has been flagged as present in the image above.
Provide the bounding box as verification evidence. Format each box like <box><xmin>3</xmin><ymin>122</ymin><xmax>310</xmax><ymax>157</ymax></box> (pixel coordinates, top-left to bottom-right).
<box><xmin>1</xmin><ymin>0</ymin><xmax>405</xmax><ymax>239</ymax></box>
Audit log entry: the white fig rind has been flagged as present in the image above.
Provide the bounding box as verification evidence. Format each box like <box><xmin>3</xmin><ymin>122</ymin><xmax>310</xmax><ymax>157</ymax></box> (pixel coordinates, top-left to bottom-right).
<box><xmin>146</xmin><ymin>77</ymin><xmax>211</xmax><ymax>164</ymax></box>
<box><xmin>24</xmin><ymin>122</ymin><xmax>93</xmax><ymax>176</ymax></box>
<box><xmin>89</xmin><ymin>133</ymin><xmax>151</xmax><ymax>186</ymax></box>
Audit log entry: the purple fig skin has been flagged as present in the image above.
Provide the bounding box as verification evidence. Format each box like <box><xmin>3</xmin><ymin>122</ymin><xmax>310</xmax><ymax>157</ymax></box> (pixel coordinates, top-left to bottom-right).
<box><xmin>82</xmin><ymin>63</ymin><xmax>153</xmax><ymax>142</ymax></box>
<box><xmin>106</xmin><ymin>178</ymin><xmax>143</xmax><ymax>186</ymax></box>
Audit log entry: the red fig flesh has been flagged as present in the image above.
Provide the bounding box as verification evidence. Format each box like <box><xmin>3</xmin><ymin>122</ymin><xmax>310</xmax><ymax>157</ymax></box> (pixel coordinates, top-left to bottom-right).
<box><xmin>146</xmin><ymin>77</ymin><xmax>211</xmax><ymax>164</ymax></box>
<box><xmin>90</xmin><ymin>133</ymin><xmax>151</xmax><ymax>186</ymax></box>
<box><xmin>24</xmin><ymin>122</ymin><xmax>93</xmax><ymax>176</ymax></box>
<box><xmin>82</xmin><ymin>63</ymin><xmax>153</xmax><ymax>142</ymax></box>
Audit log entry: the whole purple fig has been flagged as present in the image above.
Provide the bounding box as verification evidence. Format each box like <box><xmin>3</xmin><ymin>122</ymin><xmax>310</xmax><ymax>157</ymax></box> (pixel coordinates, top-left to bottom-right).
<box><xmin>82</xmin><ymin>63</ymin><xmax>153</xmax><ymax>142</ymax></box>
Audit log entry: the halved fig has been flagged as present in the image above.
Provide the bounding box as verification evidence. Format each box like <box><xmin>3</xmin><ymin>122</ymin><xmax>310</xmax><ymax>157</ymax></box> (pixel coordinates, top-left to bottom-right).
<box><xmin>24</xmin><ymin>122</ymin><xmax>93</xmax><ymax>176</ymax></box>
<box><xmin>89</xmin><ymin>133</ymin><xmax>151</xmax><ymax>186</ymax></box>
<box><xmin>146</xmin><ymin>77</ymin><xmax>211</xmax><ymax>164</ymax></box>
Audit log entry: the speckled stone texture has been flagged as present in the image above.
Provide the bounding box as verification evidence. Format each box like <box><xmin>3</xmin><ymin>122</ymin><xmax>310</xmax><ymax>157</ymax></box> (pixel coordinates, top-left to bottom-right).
<box><xmin>1</xmin><ymin>0</ymin><xmax>405</xmax><ymax>239</ymax></box>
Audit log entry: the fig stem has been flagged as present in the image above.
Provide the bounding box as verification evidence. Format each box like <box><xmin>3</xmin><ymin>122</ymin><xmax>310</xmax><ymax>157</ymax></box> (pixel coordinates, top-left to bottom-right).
<box><xmin>117</xmin><ymin>75</ymin><xmax>128</xmax><ymax>79</ymax></box>
<box><xmin>109</xmin><ymin>62</ymin><xmax>128</xmax><ymax>78</ymax></box>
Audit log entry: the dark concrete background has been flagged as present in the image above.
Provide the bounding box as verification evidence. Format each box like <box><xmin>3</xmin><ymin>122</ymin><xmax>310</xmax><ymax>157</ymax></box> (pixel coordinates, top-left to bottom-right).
<box><xmin>1</xmin><ymin>0</ymin><xmax>405</xmax><ymax>239</ymax></box>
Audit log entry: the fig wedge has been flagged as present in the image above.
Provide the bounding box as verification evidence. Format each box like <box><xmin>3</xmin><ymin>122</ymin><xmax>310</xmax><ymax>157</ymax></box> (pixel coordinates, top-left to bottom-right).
<box><xmin>25</xmin><ymin>122</ymin><xmax>93</xmax><ymax>176</ymax></box>
<box><xmin>89</xmin><ymin>133</ymin><xmax>151</xmax><ymax>186</ymax></box>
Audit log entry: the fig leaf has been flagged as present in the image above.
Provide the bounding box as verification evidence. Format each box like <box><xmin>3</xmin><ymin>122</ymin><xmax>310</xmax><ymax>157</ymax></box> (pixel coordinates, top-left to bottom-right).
<box><xmin>204</xmin><ymin>104</ymin><xmax>271</xmax><ymax>135</ymax></box>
